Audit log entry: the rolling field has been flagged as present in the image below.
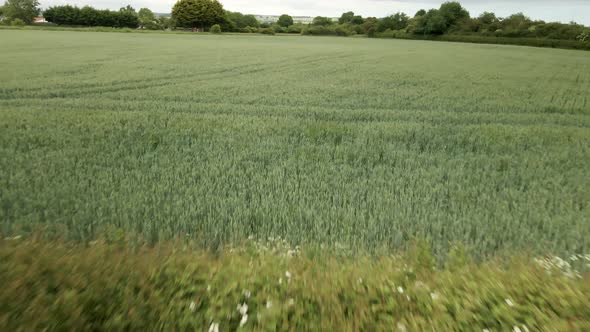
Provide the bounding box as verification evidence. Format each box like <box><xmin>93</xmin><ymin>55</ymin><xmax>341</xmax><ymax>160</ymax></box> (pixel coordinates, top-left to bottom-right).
<box><xmin>1</xmin><ymin>30</ymin><xmax>589</xmax><ymax>259</ymax></box>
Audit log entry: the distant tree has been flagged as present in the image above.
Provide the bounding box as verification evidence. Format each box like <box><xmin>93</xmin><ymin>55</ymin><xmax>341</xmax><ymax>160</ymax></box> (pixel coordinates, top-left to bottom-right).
<box><xmin>414</xmin><ymin>9</ymin><xmax>426</xmax><ymax>17</ymax></box>
<box><xmin>172</xmin><ymin>0</ymin><xmax>225</xmax><ymax>30</ymax></box>
<box><xmin>2</xmin><ymin>0</ymin><xmax>39</xmax><ymax>24</ymax></box>
<box><xmin>478</xmin><ymin>12</ymin><xmax>497</xmax><ymax>25</ymax></box>
<box><xmin>338</xmin><ymin>11</ymin><xmax>354</xmax><ymax>24</ymax></box>
<box><xmin>425</xmin><ymin>10</ymin><xmax>447</xmax><ymax>34</ymax></box>
<box><xmin>362</xmin><ymin>17</ymin><xmax>378</xmax><ymax>36</ymax></box>
<box><xmin>277</xmin><ymin>14</ymin><xmax>293</xmax><ymax>27</ymax></box>
<box><xmin>501</xmin><ymin>13</ymin><xmax>532</xmax><ymax>30</ymax></box>
<box><xmin>377</xmin><ymin>12</ymin><xmax>409</xmax><ymax>32</ymax></box>
<box><xmin>158</xmin><ymin>16</ymin><xmax>176</xmax><ymax>29</ymax></box>
<box><xmin>138</xmin><ymin>8</ymin><xmax>158</xmax><ymax>29</ymax></box>
<box><xmin>79</xmin><ymin>6</ymin><xmax>96</xmax><ymax>26</ymax></box>
<box><xmin>225</xmin><ymin>11</ymin><xmax>259</xmax><ymax>30</ymax></box>
<box><xmin>438</xmin><ymin>1</ymin><xmax>469</xmax><ymax>29</ymax></box>
<box><xmin>312</xmin><ymin>16</ymin><xmax>332</xmax><ymax>26</ymax></box>
<box><xmin>117</xmin><ymin>5</ymin><xmax>139</xmax><ymax>28</ymax></box>
<box><xmin>350</xmin><ymin>15</ymin><xmax>364</xmax><ymax>25</ymax></box>
<box><xmin>242</xmin><ymin>14</ymin><xmax>258</xmax><ymax>28</ymax></box>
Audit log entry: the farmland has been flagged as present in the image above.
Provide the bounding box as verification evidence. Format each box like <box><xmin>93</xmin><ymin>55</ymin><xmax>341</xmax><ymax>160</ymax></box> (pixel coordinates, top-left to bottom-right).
<box><xmin>1</xmin><ymin>30</ymin><xmax>590</xmax><ymax>259</ymax></box>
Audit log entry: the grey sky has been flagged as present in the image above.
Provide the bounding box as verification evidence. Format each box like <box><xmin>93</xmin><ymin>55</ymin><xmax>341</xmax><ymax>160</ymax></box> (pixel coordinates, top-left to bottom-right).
<box><xmin>39</xmin><ymin>0</ymin><xmax>590</xmax><ymax>25</ymax></box>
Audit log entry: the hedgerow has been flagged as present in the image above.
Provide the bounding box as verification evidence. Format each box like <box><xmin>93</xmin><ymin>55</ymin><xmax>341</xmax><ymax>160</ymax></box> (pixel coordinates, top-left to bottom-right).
<box><xmin>0</xmin><ymin>237</ymin><xmax>588</xmax><ymax>331</ymax></box>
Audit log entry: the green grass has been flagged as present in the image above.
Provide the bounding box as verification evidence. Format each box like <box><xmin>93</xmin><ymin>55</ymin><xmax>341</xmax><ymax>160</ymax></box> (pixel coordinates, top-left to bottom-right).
<box><xmin>1</xmin><ymin>30</ymin><xmax>589</xmax><ymax>259</ymax></box>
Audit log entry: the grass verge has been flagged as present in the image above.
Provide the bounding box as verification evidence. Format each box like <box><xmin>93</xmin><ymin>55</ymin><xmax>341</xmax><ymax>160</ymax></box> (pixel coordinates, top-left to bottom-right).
<box><xmin>1</xmin><ymin>236</ymin><xmax>588</xmax><ymax>331</ymax></box>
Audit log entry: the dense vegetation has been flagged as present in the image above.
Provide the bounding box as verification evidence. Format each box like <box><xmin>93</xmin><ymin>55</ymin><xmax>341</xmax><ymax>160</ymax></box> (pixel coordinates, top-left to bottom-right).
<box><xmin>42</xmin><ymin>5</ymin><xmax>139</xmax><ymax>28</ymax></box>
<box><xmin>2</xmin><ymin>0</ymin><xmax>588</xmax><ymax>49</ymax></box>
<box><xmin>1</xmin><ymin>237</ymin><xmax>588</xmax><ymax>331</ymax></box>
<box><xmin>1</xmin><ymin>30</ymin><xmax>589</xmax><ymax>260</ymax></box>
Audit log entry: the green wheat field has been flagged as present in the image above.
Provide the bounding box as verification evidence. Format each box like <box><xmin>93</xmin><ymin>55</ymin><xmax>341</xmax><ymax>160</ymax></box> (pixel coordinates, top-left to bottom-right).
<box><xmin>1</xmin><ymin>30</ymin><xmax>589</xmax><ymax>259</ymax></box>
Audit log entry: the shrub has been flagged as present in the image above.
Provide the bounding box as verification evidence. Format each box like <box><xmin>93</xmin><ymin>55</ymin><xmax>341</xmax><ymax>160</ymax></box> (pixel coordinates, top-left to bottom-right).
<box><xmin>210</xmin><ymin>24</ymin><xmax>221</xmax><ymax>34</ymax></box>
<box><xmin>259</xmin><ymin>27</ymin><xmax>274</xmax><ymax>35</ymax></box>
<box><xmin>11</xmin><ymin>18</ymin><xmax>25</xmax><ymax>27</ymax></box>
<box><xmin>335</xmin><ymin>25</ymin><xmax>352</xmax><ymax>36</ymax></box>
<box><xmin>271</xmin><ymin>24</ymin><xmax>285</xmax><ymax>33</ymax></box>
<box><xmin>287</xmin><ymin>25</ymin><xmax>302</xmax><ymax>34</ymax></box>
<box><xmin>0</xmin><ymin>238</ymin><xmax>588</xmax><ymax>331</ymax></box>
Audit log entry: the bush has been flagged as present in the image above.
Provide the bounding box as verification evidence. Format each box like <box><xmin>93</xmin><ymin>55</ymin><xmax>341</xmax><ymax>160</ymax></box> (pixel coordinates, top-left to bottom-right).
<box><xmin>302</xmin><ymin>25</ymin><xmax>343</xmax><ymax>36</ymax></box>
<box><xmin>335</xmin><ymin>25</ymin><xmax>352</xmax><ymax>36</ymax></box>
<box><xmin>240</xmin><ymin>26</ymin><xmax>256</xmax><ymax>33</ymax></box>
<box><xmin>210</xmin><ymin>24</ymin><xmax>221</xmax><ymax>34</ymax></box>
<box><xmin>270</xmin><ymin>24</ymin><xmax>286</xmax><ymax>33</ymax></box>
<box><xmin>0</xmin><ymin>238</ymin><xmax>589</xmax><ymax>331</ymax></box>
<box><xmin>287</xmin><ymin>25</ymin><xmax>302</xmax><ymax>34</ymax></box>
<box><xmin>259</xmin><ymin>28</ymin><xmax>275</xmax><ymax>35</ymax></box>
<box><xmin>10</xmin><ymin>18</ymin><xmax>25</xmax><ymax>27</ymax></box>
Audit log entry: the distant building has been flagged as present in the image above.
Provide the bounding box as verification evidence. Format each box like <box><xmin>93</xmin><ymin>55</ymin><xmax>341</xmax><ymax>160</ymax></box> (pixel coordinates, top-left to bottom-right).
<box><xmin>254</xmin><ymin>15</ymin><xmax>338</xmax><ymax>25</ymax></box>
<box><xmin>33</xmin><ymin>17</ymin><xmax>48</xmax><ymax>24</ymax></box>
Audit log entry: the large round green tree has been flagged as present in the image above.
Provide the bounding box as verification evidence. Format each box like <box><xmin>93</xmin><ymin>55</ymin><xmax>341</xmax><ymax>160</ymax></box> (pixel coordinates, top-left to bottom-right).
<box><xmin>172</xmin><ymin>0</ymin><xmax>224</xmax><ymax>30</ymax></box>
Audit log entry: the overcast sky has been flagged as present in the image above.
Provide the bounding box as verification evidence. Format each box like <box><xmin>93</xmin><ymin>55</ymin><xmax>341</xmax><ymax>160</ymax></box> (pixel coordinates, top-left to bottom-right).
<box><xmin>40</xmin><ymin>0</ymin><xmax>590</xmax><ymax>25</ymax></box>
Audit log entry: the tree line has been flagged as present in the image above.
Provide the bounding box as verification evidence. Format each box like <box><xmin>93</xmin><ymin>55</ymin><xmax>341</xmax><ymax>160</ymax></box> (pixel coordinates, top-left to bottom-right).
<box><xmin>1</xmin><ymin>0</ymin><xmax>589</xmax><ymax>45</ymax></box>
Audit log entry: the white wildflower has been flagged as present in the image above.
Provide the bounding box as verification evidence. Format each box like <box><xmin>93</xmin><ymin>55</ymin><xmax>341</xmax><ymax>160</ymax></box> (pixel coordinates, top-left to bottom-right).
<box><xmin>244</xmin><ymin>290</ymin><xmax>251</xmax><ymax>299</ymax></box>
<box><xmin>288</xmin><ymin>298</ymin><xmax>294</xmax><ymax>306</ymax></box>
<box><xmin>279</xmin><ymin>277</ymin><xmax>283</xmax><ymax>285</ymax></box>
<box><xmin>505</xmin><ymin>299</ymin><xmax>514</xmax><ymax>307</ymax></box>
<box><xmin>266</xmin><ymin>300</ymin><xmax>272</xmax><ymax>309</ymax></box>
<box><xmin>237</xmin><ymin>303</ymin><xmax>248</xmax><ymax>316</ymax></box>
<box><xmin>207</xmin><ymin>285</ymin><xmax>211</xmax><ymax>292</ymax></box>
<box><xmin>513</xmin><ymin>326</ymin><xmax>522</xmax><ymax>332</ymax></box>
<box><xmin>239</xmin><ymin>313</ymin><xmax>248</xmax><ymax>327</ymax></box>
<box><xmin>482</xmin><ymin>329</ymin><xmax>490</xmax><ymax>332</ymax></box>
<box><xmin>522</xmin><ymin>325</ymin><xmax>530</xmax><ymax>332</ymax></box>
<box><xmin>189</xmin><ymin>301</ymin><xmax>196</xmax><ymax>312</ymax></box>
<box><xmin>286</xmin><ymin>271</ymin><xmax>292</xmax><ymax>279</ymax></box>
<box><xmin>208</xmin><ymin>322</ymin><xmax>219</xmax><ymax>332</ymax></box>
<box><xmin>397</xmin><ymin>322</ymin><xmax>407</xmax><ymax>332</ymax></box>
<box><xmin>397</xmin><ymin>286</ymin><xmax>404</xmax><ymax>294</ymax></box>
<box><xmin>430</xmin><ymin>292</ymin><xmax>440</xmax><ymax>300</ymax></box>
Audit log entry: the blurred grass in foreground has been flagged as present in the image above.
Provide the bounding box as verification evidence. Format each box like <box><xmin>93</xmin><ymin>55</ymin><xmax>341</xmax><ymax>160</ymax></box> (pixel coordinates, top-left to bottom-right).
<box><xmin>1</xmin><ymin>236</ymin><xmax>588</xmax><ymax>331</ymax></box>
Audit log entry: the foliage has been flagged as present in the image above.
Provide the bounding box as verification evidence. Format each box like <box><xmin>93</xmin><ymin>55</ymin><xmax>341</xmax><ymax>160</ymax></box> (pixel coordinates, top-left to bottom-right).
<box><xmin>312</xmin><ymin>16</ymin><xmax>332</xmax><ymax>26</ymax></box>
<box><xmin>286</xmin><ymin>24</ymin><xmax>302</xmax><ymax>34</ymax></box>
<box><xmin>210</xmin><ymin>23</ymin><xmax>220</xmax><ymax>33</ymax></box>
<box><xmin>138</xmin><ymin>7</ymin><xmax>158</xmax><ymax>30</ymax></box>
<box><xmin>363</xmin><ymin>17</ymin><xmax>378</xmax><ymax>36</ymax></box>
<box><xmin>0</xmin><ymin>238</ymin><xmax>588</xmax><ymax>330</ymax></box>
<box><xmin>171</xmin><ymin>0</ymin><xmax>224</xmax><ymax>30</ymax></box>
<box><xmin>339</xmin><ymin>11</ymin><xmax>354</xmax><ymax>25</ymax></box>
<box><xmin>42</xmin><ymin>5</ymin><xmax>139</xmax><ymax>28</ymax></box>
<box><xmin>1</xmin><ymin>0</ymin><xmax>39</xmax><ymax>24</ymax></box>
<box><xmin>225</xmin><ymin>11</ymin><xmax>258</xmax><ymax>32</ymax></box>
<box><xmin>1</xmin><ymin>30</ymin><xmax>589</xmax><ymax>258</ymax></box>
<box><xmin>258</xmin><ymin>27</ymin><xmax>274</xmax><ymax>35</ymax></box>
<box><xmin>276</xmin><ymin>14</ymin><xmax>292</xmax><ymax>28</ymax></box>
<box><xmin>9</xmin><ymin>17</ymin><xmax>23</xmax><ymax>25</ymax></box>
<box><xmin>377</xmin><ymin>12</ymin><xmax>409</xmax><ymax>32</ymax></box>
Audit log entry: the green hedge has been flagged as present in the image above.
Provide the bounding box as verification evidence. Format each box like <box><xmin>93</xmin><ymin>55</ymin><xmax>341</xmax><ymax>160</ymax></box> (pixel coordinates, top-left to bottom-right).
<box><xmin>375</xmin><ymin>31</ymin><xmax>590</xmax><ymax>50</ymax></box>
<box><xmin>1</xmin><ymin>237</ymin><xmax>588</xmax><ymax>331</ymax></box>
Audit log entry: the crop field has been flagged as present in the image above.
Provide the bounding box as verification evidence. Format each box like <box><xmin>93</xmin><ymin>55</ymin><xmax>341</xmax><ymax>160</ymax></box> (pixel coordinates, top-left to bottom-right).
<box><xmin>1</xmin><ymin>30</ymin><xmax>589</xmax><ymax>259</ymax></box>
